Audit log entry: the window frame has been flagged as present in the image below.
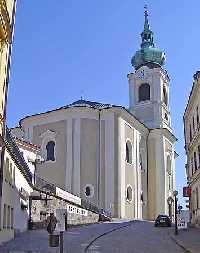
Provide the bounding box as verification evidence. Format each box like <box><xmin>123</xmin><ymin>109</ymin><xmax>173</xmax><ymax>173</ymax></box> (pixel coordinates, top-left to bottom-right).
<box><xmin>138</xmin><ymin>83</ymin><xmax>150</xmax><ymax>102</ymax></box>
<box><xmin>125</xmin><ymin>140</ymin><xmax>133</xmax><ymax>164</ymax></box>
<box><xmin>84</xmin><ymin>184</ymin><xmax>94</xmax><ymax>198</ymax></box>
<box><xmin>46</xmin><ymin>140</ymin><xmax>55</xmax><ymax>162</ymax></box>
<box><xmin>126</xmin><ymin>185</ymin><xmax>133</xmax><ymax>203</ymax></box>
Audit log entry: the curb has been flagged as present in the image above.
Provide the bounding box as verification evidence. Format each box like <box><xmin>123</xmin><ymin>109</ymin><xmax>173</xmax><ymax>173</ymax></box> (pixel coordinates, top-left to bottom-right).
<box><xmin>84</xmin><ymin>220</ymin><xmax>135</xmax><ymax>252</ymax></box>
<box><xmin>168</xmin><ymin>231</ymin><xmax>194</xmax><ymax>253</ymax></box>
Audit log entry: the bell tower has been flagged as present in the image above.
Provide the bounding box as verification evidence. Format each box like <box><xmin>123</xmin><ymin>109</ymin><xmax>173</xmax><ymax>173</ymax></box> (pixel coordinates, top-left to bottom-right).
<box><xmin>128</xmin><ymin>6</ymin><xmax>171</xmax><ymax>131</ymax></box>
<box><xmin>127</xmin><ymin>7</ymin><xmax>177</xmax><ymax>220</ymax></box>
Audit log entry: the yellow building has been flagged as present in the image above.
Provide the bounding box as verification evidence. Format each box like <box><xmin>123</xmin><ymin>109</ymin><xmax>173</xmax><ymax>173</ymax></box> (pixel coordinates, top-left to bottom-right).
<box><xmin>0</xmin><ymin>0</ymin><xmax>16</xmax><ymax>140</ymax></box>
<box><xmin>184</xmin><ymin>71</ymin><xmax>200</xmax><ymax>226</ymax></box>
<box><xmin>0</xmin><ymin>0</ymin><xmax>18</xmax><ymax>244</ymax></box>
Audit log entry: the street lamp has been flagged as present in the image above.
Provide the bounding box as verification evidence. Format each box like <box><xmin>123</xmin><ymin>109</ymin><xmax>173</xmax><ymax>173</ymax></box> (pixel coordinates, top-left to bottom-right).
<box><xmin>173</xmin><ymin>190</ymin><xmax>178</xmax><ymax>235</ymax></box>
<box><xmin>167</xmin><ymin>196</ymin><xmax>174</xmax><ymax>220</ymax></box>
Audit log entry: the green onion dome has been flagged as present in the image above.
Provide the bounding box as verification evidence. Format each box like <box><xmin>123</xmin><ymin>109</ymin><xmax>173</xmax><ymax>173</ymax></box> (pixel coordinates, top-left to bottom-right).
<box><xmin>131</xmin><ymin>7</ymin><xmax>166</xmax><ymax>70</ymax></box>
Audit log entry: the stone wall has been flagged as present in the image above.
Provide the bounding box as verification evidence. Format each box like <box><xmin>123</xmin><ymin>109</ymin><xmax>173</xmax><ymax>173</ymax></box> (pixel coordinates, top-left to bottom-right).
<box><xmin>30</xmin><ymin>192</ymin><xmax>99</xmax><ymax>228</ymax></box>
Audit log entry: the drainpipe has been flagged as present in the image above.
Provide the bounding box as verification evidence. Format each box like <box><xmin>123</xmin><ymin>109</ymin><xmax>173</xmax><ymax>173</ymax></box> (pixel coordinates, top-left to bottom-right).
<box><xmin>146</xmin><ymin>130</ymin><xmax>150</xmax><ymax>218</ymax></box>
<box><xmin>97</xmin><ymin>109</ymin><xmax>101</xmax><ymax>208</ymax></box>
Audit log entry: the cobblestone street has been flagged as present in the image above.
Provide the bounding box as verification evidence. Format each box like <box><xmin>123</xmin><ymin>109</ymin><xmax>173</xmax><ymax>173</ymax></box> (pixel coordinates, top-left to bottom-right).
<box><xmin>0</xmin><ymin>220</ymin><xmax>185</xmax><ymax>253</ymax></box>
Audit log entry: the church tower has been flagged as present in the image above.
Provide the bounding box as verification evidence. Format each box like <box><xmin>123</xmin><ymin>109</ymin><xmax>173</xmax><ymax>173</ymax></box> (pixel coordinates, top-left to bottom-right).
<box><xmin>128</xmin><ymin>7</ymin><xmax>177</xmax><ymax>220</ymax></box>
<box><xmin>128</xmin><ymin>7</ymin><xmax>171</xmax><ymax>131</ymax></box>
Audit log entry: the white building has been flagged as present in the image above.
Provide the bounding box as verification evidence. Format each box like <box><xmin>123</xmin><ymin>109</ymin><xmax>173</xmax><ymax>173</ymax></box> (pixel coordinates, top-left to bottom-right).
<box><xmin>0</xmin><ymin>128</ymin><xmax>35</xmax><ymax>244</ymax></box>
<box><xmin>13</xmin><ymin>9</ymin><xmax>177</xmax><ymax>220</ymax></box>
<box><xmin>184</xmin><ymin>71</ymin><xmax>200</xmax><ymax>225</ymax></box>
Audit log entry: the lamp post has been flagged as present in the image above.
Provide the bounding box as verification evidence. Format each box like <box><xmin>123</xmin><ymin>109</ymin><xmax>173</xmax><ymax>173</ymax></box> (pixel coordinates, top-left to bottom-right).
<box><xmin>173</xmin><ymin>190</ymin><xmax>178</xmax><ymax>235</ymax></box>
<box><xmin>167</xmin><ymin>196</ymin><xmax>174</xmax><ymax>220</ymax></box>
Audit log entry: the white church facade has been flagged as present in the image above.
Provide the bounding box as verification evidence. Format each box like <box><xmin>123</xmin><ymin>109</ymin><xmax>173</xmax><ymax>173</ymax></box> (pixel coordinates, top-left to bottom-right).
<box><xmin>12</xmin><ymin>9</ymin><xmax>177</xmax><ymax>220</ymax></box>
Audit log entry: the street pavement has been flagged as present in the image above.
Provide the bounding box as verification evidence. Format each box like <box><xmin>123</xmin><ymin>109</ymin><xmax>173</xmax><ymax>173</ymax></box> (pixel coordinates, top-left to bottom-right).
<box><xmin>169</xmin><ymin>226</ymin><xmax>200</xmax><ymax>253</ymax></box>
<box><xmin>0</xmin><ymin>220</ymin><xmax>185</xmax><ymax>253</ymax></box>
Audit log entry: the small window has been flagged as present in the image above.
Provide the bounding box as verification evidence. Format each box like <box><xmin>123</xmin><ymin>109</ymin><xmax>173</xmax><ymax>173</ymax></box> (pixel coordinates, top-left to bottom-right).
<box><xmin>85</xmin><ymin>187</ymin><xmax>91</xmax><ymax>197</ymax></box>
<box><xmin>191</xmin><ymin>157</ymin><xmax>194</xmax><ymax>175</ymax></box>
<box><xmin>163</xmin><ymin>86</ymin><xmax>168</xmax><ymax>106</ymax></box>
<box><xmin>5</xmin><ymin>158</ymin><xmax>9</xmax><ymax>182</ymax></box>
<box><xmin>126</xmin><ymin>140</ymin><xmax>132</xmax><ymax>164</ymax></box>
<box><xmin>193</xmin><ymin>116</ymin><xmax>195</xmax><ymax>133</ymax></box>
<box><xmin>194</xmin><ymin>152</ymin><xmax>198</xmax><ymax>172</ymax></box>
<box><xmin>198</xmin><ymin>145</ymin><xmax>200</xmax><ymax>167</ymax></box>
<box><xmin>126</xmin><ymin>185</ymin><xmax>133</xmax><ymax>202</ymax></box>
<box><xmin>166</xmin><ymin>156</ymin><xmax>172</xmax><ymax>175</ymax></box>
<box><xmin>11</xmin><ymin>208</ymin><xmax>14</xmax><ymax>229</ymax></box>
<box><xmin>9</xmin><ymin>163</ymin><xmax>12</xmax><ymax>185</ymax></box>
<box><xmin>138</xmin><ymin>83</ymin><xmax>150</xmax><ymax>102</ymax></box>
<box><xmin>3</xmin><ymin>204</ymin><xmax>6</xmax><ymax>228</ymax></box>
<box><xmin>139</xmin><ymin>154</ymin><xmax>143</xmax><ymax>169</ymax></box>
<box><xmin>197</xmin><ymin>107</ymin><xmax>199</xmax><ymax>126</ymax></box>
<box><xmin>196</xmin><ymin>187</ymin><xmax>199</xmax><ymax>209</ymax></box>
<box><xmin>84</xmin><ymin>184</ymin><xmax>94</xmax><ymax>198</ymax></box>
<box><xmin>189</xmin><ymin>124</ymin><xmax>192</xmax><ymax>142</ymax></box>
<box><xmin>7</xmin><ymin>205</ymin><xmax>10</xmax><ymax>229</ymax></box>
<box><xmin>46</xmin><ymin>141</ymin><xmax>55</xmax><ymax>161</ymax></box>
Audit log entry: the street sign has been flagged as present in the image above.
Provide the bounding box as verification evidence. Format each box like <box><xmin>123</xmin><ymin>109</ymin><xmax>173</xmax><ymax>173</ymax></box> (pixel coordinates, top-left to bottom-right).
<box><xmin>55</xmin><ymin>209</ymin><xmax>67</xmax><ymax>232</ymax></box>
<box><xmin>183</xmin><ymin>187</ymin><xmax>191</xmax><ymax>197</ymax></box>
<box><xmin>177</xmin><ymin>213</ymin><xmax>188</xmax><ymax>229</ymax></box>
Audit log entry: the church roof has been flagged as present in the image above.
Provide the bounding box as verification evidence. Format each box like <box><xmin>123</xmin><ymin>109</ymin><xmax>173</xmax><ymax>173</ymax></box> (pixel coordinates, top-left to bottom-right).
<box><xmin>19</xmin><ymin>99</ymin><xmax>149</xmax><ymax>131</ymax></box>
<box><xmin>67</xmin><ymin>99</ymin><xmax>112</xmax><ymax>109</ymax></box>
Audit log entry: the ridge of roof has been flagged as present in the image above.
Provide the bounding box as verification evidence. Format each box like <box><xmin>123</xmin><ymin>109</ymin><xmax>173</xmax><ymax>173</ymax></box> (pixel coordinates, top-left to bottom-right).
<box><xmin>19</xmin><ymin>99</ymin><xmax>149</xmax><ymax>130</ymax></box>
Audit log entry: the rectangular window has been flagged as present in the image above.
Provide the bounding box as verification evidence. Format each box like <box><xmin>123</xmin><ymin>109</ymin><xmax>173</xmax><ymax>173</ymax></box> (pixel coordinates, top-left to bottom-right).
<box><xmin>7</xmin><ymin>205</ymin><xmax>10</xmax><ymax>229</ymax></box>
<box><xmin>191</xmin><ymin>157</ymin><xmax>194</xmax><ymax>175</ymax></box>
<box><xmin>198</xmin><ymin>145</ymin><xmax>200</xmax><ymax>168</ymax></box>
<box><xmin>193</xmin><ymin>116</ymin><xmax>195</xmax><ymax>133</ymax></box>
<box><xmin>194</xmin><ymin>152</ymin><xmax>198</xmax><ymax>172</ymax></box>
<box><xmin>11</xmin><ymin>208</ymin><xmax>14</xmax><ymax>229</ymax></box>
<box><xmin>13</xmin><ymin>166</ymin><xmax>15</xmax><ymax>186</ymax></box>
<box><xmin>3</xmin><ymin>204</ymin><xmax>6</xmax><ymax>229</ymax></box>
<box><xmin>190</xmin><ymin>124</ymin><xmax>192</xmax><ymax>142</ymax></box>
<box><xmin>5</xmin><ymin>158</ymin><xmax>9</xmax><ymax>182</ymax></box>
<box><xmin>9</xmin><ymin>163</ymin><xmax>12</xmax><ymax>185</ymax></box>
<box><xmin>197</xmin><ymin>106</ymin><xmax>199</xmax><ymax>126</ymax></box>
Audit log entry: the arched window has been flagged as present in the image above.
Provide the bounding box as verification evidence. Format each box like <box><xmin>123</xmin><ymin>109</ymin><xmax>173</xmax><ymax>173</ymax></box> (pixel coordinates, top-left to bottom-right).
<box><xmin>138</xmin><ymin>83</ymin><xmax>150</xmax><ymax>102</ymax></box>
<box><xmin>126</xmin><ymin>140</ymin><xmax>132</xmax><ymax>164</ymax></box>
<box><xmin>126</xmin><ymin>185</ymin><xmax>133</xmax><ymax>202</ymax></box>
<box><xmin>139</xmin><ymin>154</ymin><xmax>143</xmax><ymax>169</ymax></box>
<box><xmin>166</xmin><ymin>156</ymin><xmax>172</xmax><ymax>175</ymax></box>
<box><xmin>163</xmin><ymin>86</ymin><xmax>168</xmax><ymax>106</ymax></box>
<box><xmin>85</xmin><ymin>186</ymin><xmax>91</xmax><ymax>197</ymax></box>
<box><xmin>166</xmin><ymin>155</ymin><xmax>172</xmax><ymax>190</ymax></box>
<box><xmin>46</xmin><ymin>141</ymin><xmax>55</xmax><ymax>161</ymax></box>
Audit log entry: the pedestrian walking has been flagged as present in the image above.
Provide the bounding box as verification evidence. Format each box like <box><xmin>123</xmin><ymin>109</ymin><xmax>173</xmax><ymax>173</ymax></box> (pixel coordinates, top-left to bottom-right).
<box><xmin>46</xmin><ymin>213</ymin><xmax>57</xmax><ymax>234</ymax></box>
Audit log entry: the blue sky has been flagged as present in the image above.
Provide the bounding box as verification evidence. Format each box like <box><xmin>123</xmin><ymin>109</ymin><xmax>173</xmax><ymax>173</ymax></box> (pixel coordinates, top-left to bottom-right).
<box><xmin>7</xmin><ymin>1</ymin><xmax>200</xmax><ymax>207</ymax></box>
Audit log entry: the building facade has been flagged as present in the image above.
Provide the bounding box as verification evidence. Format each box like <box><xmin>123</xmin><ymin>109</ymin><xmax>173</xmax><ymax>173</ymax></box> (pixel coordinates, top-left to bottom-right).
<box><xmin>0</xmin><ymin>128</ymin><xmax>34</xmax><ymax>244</ymax></box>
<box><xmin>184</xmin><ymin>71</ymin><xmax>200</xmax><ymax>225</ymax></box>
<box><xmin>14</xmin><ymin>9</ymin><xmax>177</xmax><ymax>220</ymax></box>
<box><xmin>0</xmin><ymin>0</ymin><xmax>18</xmax><ymax>244</ymax></box>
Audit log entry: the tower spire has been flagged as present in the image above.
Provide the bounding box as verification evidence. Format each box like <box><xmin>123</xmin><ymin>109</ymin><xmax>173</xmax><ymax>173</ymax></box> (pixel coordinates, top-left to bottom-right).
<box><xmin>144</xmin><ymin>5</ymin><xmax>149</xmax><ymax>31</ymax></box>
<box><xmin>131</xmin><ymin>7</ymin><xmax>166</xmax><ymax>70</ymax></box>
<box><xmin>141</xmin><ymin>5</ymin><xmax>154</xmax><ymax>48</ymax></box>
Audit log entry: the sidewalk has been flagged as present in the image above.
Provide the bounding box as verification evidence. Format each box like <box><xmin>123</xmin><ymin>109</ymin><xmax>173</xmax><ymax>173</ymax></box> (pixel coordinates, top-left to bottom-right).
<box><xmin>169</xmin><ymin>227</ymin><xmax>200</xmax><ymax>253</ymax></box>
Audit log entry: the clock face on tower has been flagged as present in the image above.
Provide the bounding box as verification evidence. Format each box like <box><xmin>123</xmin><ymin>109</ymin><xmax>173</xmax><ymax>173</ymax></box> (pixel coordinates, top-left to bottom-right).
<box><xmin>136</xmin><ymin>69</ymin><xmax>146</xmax><ymax>79</ymax></box>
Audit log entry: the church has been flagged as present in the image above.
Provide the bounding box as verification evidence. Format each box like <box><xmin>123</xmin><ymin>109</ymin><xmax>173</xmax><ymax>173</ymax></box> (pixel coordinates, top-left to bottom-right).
<box><xmin>12</xmin><ymin>9</ymin><xmax>177</xmax><ymax>220</ymax></box>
